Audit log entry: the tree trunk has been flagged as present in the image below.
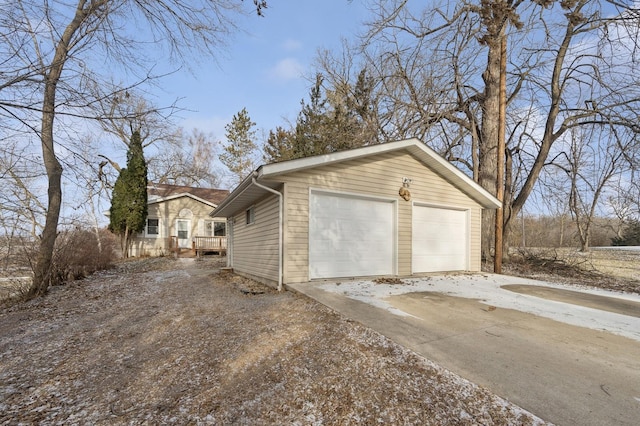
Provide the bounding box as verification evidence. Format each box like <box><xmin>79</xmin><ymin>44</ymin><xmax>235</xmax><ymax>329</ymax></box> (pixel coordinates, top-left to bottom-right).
<box><xmin>503</xmin><ymin>146</ymin><xmax>514</xmax><ymax>261</ymax></box>
<box><xmin>121</xmin><ymin>224</ymin><xmax>130</xmax><ymax>258</ymax></box>
<box><xmin>578</xmin><ymin>223</ymin><xmax>590</xmax><ymax>252</ymax></box>
<box><xmin>28</xmin><ymin>2</ymin><xmax>90</xmax><ymax>298</ymax></box>
<box><xmin>479</xmin><ymin>39</ymin><xmax>502</xmax><ymax>261</ymax></box>
<box><xmin>29</xmin><ymin>82</ymin><xmax>64</xmax><ymax>298</ymax></box>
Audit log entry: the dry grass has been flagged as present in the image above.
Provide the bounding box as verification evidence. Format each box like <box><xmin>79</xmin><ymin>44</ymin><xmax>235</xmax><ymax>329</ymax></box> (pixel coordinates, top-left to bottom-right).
<box><xmin>0</xmin><ymin>257</ymin><xmax>545</xmax><ymax>425</ymax></box>
<box><xmin>502</xmin><ymin>247</ymin><xmax>640</xmax><ymax>294</ymax></box>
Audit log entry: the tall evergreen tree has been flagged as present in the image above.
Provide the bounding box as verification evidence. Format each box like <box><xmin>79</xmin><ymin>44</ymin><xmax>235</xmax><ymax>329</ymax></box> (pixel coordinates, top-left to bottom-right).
<box><xmin>220</xmin><ymin>108</ymin><xmax>258</xmax><ymax>184</ymax></box>
<box><xmin>611</xmin><ymin>220</ymin><xmax>640</xmax><ymax>246</ymax></box>
<box><xmin>263</xmin><ymin>126</ymin><xmax>297</xmax><ymax>163</ymax></box>
<box><xmin>263</xmin><ymin>73</ymin><xmax>373</xmax><ymax>163</ymax></box>
<box><xmin>109</xmin><ymin>130</ymin><xmax>148</xmax><ymax>257</ymax></box>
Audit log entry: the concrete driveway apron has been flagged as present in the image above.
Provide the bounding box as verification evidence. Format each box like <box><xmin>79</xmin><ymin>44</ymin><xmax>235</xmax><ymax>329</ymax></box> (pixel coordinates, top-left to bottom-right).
<box><xmin>288</xmin><ymin>274</ymin><xmax>640</xmax><ymax>426</ymax></box>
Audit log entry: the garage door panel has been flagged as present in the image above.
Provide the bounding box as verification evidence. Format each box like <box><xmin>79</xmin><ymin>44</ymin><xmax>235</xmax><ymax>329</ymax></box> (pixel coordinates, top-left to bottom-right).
<box><xmin>310</xmin><ymin>192</ymin><xmax>395</xmax><ymax>279</ymax></box>
<box><xmin>413</xmin><ymin>205</ymin><xmax>468</xmax><ymax>273</ymax></box>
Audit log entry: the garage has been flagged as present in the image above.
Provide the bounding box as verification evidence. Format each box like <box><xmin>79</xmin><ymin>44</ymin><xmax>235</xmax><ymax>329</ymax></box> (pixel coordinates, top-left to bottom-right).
<box><xmin>309</xmin><ymin>191</ymin><xmax>396</xmax><ymax>279</ymax></box>
<box><xmin>412</xmin><ymin>204</ymin><xmax>469</xmax><ymax>272</ymax></box>
<box><xmin>211</xmin><ymin>138</ymin><xmax>501</xmax><ymax>288</ymax></box>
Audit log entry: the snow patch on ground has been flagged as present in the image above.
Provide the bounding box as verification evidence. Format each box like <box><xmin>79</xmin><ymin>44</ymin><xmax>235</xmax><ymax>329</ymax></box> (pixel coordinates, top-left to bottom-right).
<box><xmin>320</xmin><ymin>273</ymin><xmax>640</xmax><ymax>342</ymax></box>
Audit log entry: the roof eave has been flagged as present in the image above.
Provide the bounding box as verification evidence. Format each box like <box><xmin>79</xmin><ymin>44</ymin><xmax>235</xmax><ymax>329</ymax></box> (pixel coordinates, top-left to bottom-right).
<box><xmin>148</xmin><ymin>192</ymin><xmax>219</xmax><ymax>208</ymax></box>
<box><xmin>404</xmin><ymin>143</ymin><xmax>501</xmax><ymax>209</ymax></box>
<box><xmin>211</xmin><ymin>138</ymin><xmax>501</xmax><ymax>216</ymax></box>
<box><xmin>210</xmin><ymin>169</ymin><xmax>264</xmax><ymax>218</ymax></box>
<box><xmin>259</xmin><ymin>138</ymin><xmax>420</xmax><ymax>179</ymax></box>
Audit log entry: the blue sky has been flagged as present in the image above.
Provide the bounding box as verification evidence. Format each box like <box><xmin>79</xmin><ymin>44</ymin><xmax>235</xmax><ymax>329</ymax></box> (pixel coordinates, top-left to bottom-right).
<box><xmin>156</xmin><ymin>1</ymin><xmax>370</xmax><ymax>143</ymax></box>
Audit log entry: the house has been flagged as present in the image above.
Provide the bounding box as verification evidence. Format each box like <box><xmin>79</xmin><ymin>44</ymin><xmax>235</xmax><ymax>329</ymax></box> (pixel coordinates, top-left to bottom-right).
<box><xmin>129</xmin><ymin>183</ymin><xmax>230</xmax><ymax>257</ymax></box>
<box><xmin>210</xmin><ymin>138</ymin><xmax>501</xmax><ymax>290</ymax></box>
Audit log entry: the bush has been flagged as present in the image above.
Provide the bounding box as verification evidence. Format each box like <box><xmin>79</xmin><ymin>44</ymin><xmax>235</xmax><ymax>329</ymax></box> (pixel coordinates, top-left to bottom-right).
<box><xmin>48</xmin><ymin>227</ymin><xmax>118</xmax><ymax>286</ymax></box>
<box><xmin>611</xmin><ymin>220</ymin><xmax>640</xmax><ymax>246</ymax></box>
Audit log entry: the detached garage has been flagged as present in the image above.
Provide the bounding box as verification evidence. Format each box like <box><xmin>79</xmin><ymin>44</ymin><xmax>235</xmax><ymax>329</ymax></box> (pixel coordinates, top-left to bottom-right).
<box><xmin>211</xmin><ymin>138</ymin><xmax>500</xmax><ymax>289</ymax></box>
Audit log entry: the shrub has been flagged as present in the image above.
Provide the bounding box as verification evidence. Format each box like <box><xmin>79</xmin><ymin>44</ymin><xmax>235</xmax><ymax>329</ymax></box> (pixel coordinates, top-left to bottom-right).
<box><xmin>611</xmin><ymin>220</ymin><xmax>640</xmax><ymax>246</ymax></box>
<box><xmin>48</xmin><ymin>227</ymin><xmax>118</xmax><ymax>286</ymax></box>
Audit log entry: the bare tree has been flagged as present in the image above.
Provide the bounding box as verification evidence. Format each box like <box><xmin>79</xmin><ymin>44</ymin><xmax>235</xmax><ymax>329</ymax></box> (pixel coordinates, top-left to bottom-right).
<box><xmin>0</xmin><ymin>145</ymin><xmax>46</xmax><ymax>240</ymax></box>
<box><xmin>0</xmin><ymin>0</ymin><xmax>267</xmax><ymax>298</ymax></box>
<box><xmin>149</xmin><ymin>128</ymin><xmax>221</xmax><ymax>188</ymax></box>
<box><xmin>605</xmin><ymin>166</ymin><xmax>640</xmax><ymax>240</ymax></box>
<box><xmin>322</xmin><ymin>0</ymin><xmax>640</xmax><ymax>260</ymax></box>
<box><xmin>91</xmin><ymin>85</ymin><xmax>182</xmax><ymax>150</ymax></box>
<box><xmin>551</xmin><ymin>126</ymin><xmax>635</xmax><ymax>251</ymax></box>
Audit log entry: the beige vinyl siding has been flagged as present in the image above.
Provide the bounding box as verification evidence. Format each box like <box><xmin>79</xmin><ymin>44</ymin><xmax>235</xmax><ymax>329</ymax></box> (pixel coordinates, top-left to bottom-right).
<box><xmin>468</xmin><ymin>207</ymin><xmax>481</xmax><ymax>270</ymax></box>
<box><xmin>129</xmin><ymin>196</ymin><xmax>222</xmax><ymax>257</ymax></box>
<box><xmin>230</xmin><ymin>194</ymin><xmax>280</xmax><ymax>285</ymax></box>
<box><xmin>276</xmin><ymin>151</ymin><xmax>483</xmax><ymax>283</ymax></box>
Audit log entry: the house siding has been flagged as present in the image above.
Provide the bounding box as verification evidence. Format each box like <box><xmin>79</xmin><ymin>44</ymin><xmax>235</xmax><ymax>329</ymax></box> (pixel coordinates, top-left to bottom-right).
<box><xmin>129</xmin><ymin>196</ymin><xmax>224</xmax><ymax>257</ymax></box>
<box><xmin>275</xmin><ymin>151</ymin><xmax>483</xmax><ymax>283</ymax></box>
<box><xmin>230</xmin><ymin>194</ymin><xmax>280</xmax><ymax>286</ymax></box>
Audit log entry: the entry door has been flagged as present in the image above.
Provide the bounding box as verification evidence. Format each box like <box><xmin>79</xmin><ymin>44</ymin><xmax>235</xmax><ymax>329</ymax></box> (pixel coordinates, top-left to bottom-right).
<box><xmin>309</xmin><ymin>191</ymin><xmax>395</xmax><ymax>279</ymax></box>
<box><xmin>412</xmin><ymin>205</ymin><xmax>468</xmax><ymax>272</ymax></box>
<box><xmin>176</xmin><ymin>219</ymin><xmax>191</xmax><ymax>248</ymax></box>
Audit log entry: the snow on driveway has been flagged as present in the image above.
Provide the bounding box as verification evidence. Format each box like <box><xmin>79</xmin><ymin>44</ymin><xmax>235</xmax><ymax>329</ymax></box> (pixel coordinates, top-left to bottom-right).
<box><xmin>318</xmin><ymin>273</ymin><xmax>640</xmax><ymax>342</ymax></box>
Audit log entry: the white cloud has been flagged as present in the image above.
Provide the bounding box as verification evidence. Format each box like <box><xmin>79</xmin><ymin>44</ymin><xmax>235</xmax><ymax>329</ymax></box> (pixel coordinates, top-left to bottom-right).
<box><xmin>267</xmin><ymin>58</ymin><xmax>305</xmax><ymax>82</ymax></box>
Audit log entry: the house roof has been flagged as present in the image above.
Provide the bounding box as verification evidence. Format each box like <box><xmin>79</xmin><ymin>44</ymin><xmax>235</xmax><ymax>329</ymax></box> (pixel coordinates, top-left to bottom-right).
<box><xmin>211</xmin><ymin>138</ymin><xmax>501</xmax><ymax>217</ymax></box>
<box><xmin>148</xmin><ymin>183</ymin><xmax>229</xmax><ymax>207</ymax></box>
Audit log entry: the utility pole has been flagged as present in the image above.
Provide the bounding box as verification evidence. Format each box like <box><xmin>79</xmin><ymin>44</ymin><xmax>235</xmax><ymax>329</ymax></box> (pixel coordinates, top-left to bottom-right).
<box><xmin>494</xmin><ymin>34</ymin><xmax>507</xmax><ymax>274</ymax></box>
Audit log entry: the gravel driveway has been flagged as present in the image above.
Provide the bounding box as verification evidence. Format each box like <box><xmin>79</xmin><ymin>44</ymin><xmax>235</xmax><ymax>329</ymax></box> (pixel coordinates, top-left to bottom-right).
<box><xmin>0</xmin><ymin>258</ymin><xmax>546</xmax><ymax>425</ymax></box>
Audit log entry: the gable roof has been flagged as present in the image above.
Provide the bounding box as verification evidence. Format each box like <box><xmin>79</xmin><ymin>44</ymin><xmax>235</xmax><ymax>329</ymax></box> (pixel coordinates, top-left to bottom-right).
<box><xmin>148</xmin><ymin>183</ymin><xmax>229</xmax><ymax>207</ymax></box>
<box><xmin>211</xmin><ymin>138</ymin><xmax>501</xmax><ymax>217</ymax></box>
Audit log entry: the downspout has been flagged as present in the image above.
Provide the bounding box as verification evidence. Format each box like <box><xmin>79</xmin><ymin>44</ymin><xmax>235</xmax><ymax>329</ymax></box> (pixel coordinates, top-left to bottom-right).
<box><xmin>226</xmin><ymin>217</ymin><xmax>233</xmax><ymax>268</ymax></box>
<box><xmin>251</xmin><ymin>177</ymin><xmax>283</xmax><ymax>291</ymax></box>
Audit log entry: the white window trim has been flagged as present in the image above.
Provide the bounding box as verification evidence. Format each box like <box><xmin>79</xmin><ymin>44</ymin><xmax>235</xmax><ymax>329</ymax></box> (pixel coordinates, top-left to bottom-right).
<box><xmin>203</xmin><ymin>219</ymin><xmax>227</xmax><ymax>236</ymax></box>
<box><xmin>246</xmin><ymin>205</ymin><xmax>255</xmax><ymax>225</ymax></box>
<box><xmin>203</xmin><ymin>219</ymin><xmax>214</xmax><ymax>237</ymax></box>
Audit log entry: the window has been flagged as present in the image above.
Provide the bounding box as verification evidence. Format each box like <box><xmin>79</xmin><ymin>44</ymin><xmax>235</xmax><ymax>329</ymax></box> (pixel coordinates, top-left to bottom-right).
<box><xmin>246</xmin><ymin>206</ymin><xmax>255</xmax><ymax>225</ymax></box>
<box><xmin>214</xmin><ymin>221</ymin><xmax>226</xmax><ymax>236</ymax></box>
<box><xmin>204</xmin><ymin>220</ymin><xmax>213</xmax><ymax>236</ymax></box>
<box><xmin>204</xmin><ymin>220</ymin><xmax>226</xmax><ymax>236</ymax></box>
<box><xmin>146</xmin><ymin>218</ymin><xmax>160</xmax><ymax>237</ymax></box>
<box><xmin>177</xmin><ymin>220</ymin><xmax>189</xmax><ymax>239</ymax></box>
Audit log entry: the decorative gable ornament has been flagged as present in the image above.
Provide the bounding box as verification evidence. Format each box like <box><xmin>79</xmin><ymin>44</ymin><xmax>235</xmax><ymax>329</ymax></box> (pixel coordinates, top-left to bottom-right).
<box><xmin>179</xmin><ymin>208</ymin><xmax>193</xmax><ymax>218</ymax></box>
<box><xmin>399</xmin><ymin>187</ymin><xmax>411</xmax><ymax>201</ymax></box>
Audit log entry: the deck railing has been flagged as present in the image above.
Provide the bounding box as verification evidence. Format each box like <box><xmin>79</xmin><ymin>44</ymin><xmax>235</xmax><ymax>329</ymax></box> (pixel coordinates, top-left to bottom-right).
<box><xmin>193</xmin><ymin>236</ymin><xmax>227</xmax><ymax>255</ymax></box>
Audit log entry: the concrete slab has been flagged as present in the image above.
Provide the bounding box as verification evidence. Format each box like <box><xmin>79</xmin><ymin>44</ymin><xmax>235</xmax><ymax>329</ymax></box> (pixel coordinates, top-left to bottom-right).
<box><xmin>288</xmin><ymin>275</ymin><xmax>640</xmax><ymax>426</ymax></box>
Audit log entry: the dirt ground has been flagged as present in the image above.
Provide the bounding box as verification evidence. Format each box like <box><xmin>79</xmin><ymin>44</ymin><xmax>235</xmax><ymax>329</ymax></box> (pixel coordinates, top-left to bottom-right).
<box><xmin>0</xmin><ymin>257</ymin><xmax>547</xmax><ymax>425</ymax></box>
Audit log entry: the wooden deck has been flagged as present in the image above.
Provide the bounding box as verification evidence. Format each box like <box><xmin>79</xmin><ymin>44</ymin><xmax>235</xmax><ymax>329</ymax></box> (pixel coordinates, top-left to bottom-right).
<box><xmin>193</xmin><ymin>236</ymin><xmax>227</xmax><ymax>257</ymax></box>
<box><xmin>168</xmin><ymin>236</ymin><xmax>227</xmax><ymax>257</ymax></box>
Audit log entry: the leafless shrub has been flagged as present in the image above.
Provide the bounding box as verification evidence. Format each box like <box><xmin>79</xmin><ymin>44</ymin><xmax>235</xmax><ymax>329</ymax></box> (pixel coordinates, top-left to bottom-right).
<box><xmin>510</xmin><ymin>247</ymin><xmax>598</xmax><ymax>278</ymax></box>
<box><xmin>46</xmin><ymin>228</ymin><xmax>118</xmax><ymax>287</ymax></box>
<box><xmin>0</xmin><ymin>277</ymin><xmax>32</xmax><ymax>307</ymax></box>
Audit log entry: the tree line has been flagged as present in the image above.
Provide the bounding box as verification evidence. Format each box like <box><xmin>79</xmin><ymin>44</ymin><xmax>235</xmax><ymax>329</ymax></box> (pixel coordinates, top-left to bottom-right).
<box><xmin>2</xmin><ymin>0</ymin><xmax>640</xmax><ymax>300</ymax></box>
<box><xmin>223</xmin><ymin>0</ymin><xmax>640</xmax><ymax>257</ymax></box>
<box><xmin>0</xmin><ymin>0</ymin><xmax>267</xmax><ymax>298</ymax></box>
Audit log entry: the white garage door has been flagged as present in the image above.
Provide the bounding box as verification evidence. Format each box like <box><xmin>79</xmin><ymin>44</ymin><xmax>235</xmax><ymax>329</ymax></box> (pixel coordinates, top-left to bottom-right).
<box><xmin>309</xmin><ymin>191</ymin><xmax>395</xmax><ymax>279</ymax></box>
<box><xmin>412</xmin><ymin>205</ymin><xmax>469</xmax><ymax>272</ymax></box>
